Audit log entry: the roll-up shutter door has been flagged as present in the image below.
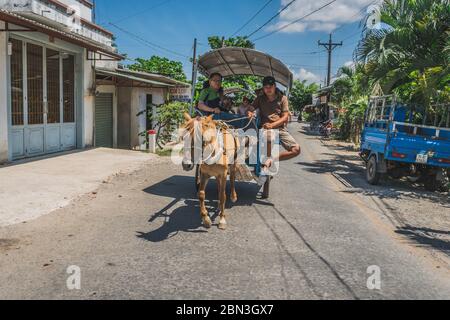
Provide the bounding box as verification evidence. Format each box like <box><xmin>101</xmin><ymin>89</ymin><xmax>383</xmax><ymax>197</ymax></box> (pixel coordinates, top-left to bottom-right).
<box><xmin>95</xmin><ymin>93</ymin><xmax>113</xmax><ymax>148</ymax></box>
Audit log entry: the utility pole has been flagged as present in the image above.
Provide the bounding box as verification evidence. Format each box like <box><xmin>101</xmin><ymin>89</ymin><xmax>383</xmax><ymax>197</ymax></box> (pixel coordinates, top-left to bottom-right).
<box><xmin>190</xmin><ymin>38</ymin><xmax>198</xmax><ymax>115</ymax></box>
<box><xmin>318</xmin><ymin>33</ymin><xmax>342</xmax><ymax>120</ymax></box>
<box><xmin>318</xmin><ymin>34</ymin><xmax>342</xmax><ymax>87</ymax></box>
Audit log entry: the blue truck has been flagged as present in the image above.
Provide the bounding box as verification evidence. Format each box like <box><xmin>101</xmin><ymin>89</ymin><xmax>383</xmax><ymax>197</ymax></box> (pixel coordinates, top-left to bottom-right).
<box><xmin>360</xmin><ymin>95</ymin><xmax>450</xmax><ymax>191</ymax></box>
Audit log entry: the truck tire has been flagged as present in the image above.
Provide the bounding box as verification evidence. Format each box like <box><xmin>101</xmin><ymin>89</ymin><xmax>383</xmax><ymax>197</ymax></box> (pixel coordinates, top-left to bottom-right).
<box><xmin>424</xmin><ymin>174</ymin><xmax>439</xmax><ymax>192</ymax></box>
<box><xmin>366</xmin><ymin>155</ymin><xmax>381</xmax><ymax>185</ymax></box>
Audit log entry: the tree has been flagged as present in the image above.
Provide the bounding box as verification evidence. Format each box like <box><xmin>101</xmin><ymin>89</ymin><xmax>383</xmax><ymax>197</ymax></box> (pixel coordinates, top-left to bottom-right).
<box><xmin>289</xmin><ymin>80</ymin><xmax>319</xmax><ymax>113</ymax></box>
<box><xmin>207</xmin><ymin>36</ymin><xmax>255</xmax><ymax>50</ymax></box>
<box><xmin>139</xmin><ymin>101</ymin><xmax>189</xmax><ymax>148</ymax></box>
<box><xmin>330</xmin><ymin>63</ymin><xmax>370</xmax><ymax>142</ymax></box>
<box><xmin>129</xmin><ymin>56</ymin><xmax>188</xmax><ymax>82</ymax></box>
<box><xmin>355</xmin><ymin>0</ymin><xmax>450</xmax><ymax>107</ymax></box>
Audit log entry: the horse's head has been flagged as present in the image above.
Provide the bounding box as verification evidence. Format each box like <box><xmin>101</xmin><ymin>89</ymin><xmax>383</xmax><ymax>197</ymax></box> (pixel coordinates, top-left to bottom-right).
<box><xmin>181</xmin><ymin>113</ymin><xmax>218</xmax><ymax>171</ymax></box>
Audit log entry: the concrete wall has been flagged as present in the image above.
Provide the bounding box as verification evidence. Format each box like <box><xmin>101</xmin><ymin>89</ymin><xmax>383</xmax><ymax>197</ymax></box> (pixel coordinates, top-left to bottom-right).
<box><xmin>60</xmin><ymin>0</ymin><xmax>93</xmax><ymax>21</ymax></box>
<box><xmin>0</xmin><ymin>22</ymin><xmax>8</xmax><ymax>163</ymax></box>
<box><xmin>82</xmin><ymin>53</ymin><xmax>94</xmax><ymax>147</ymax></box>
<box><xmin>116</xmin><ymin>87</ymin><xmax>166</xmax><ymax>150</ymax></box>
<box><xmin>130</xmin><ymin>87</ymin><xmax>165</xmax><ymax>149</ymax></box>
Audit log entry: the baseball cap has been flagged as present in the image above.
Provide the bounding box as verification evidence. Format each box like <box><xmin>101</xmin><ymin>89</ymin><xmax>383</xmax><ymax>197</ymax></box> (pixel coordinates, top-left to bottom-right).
<box><xmin>263</xmin><ymin>76</ymin><xmax>276</xmax><ymax>87</ymax></box>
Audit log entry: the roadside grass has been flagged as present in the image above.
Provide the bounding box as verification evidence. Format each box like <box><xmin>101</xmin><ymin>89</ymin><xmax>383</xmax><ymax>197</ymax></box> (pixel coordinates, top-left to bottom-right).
<box><xmin>139</xmin><ymin>148</ymin><xmax>173</xmax><ymax>157</ymax></box>
<box><xmin>156</xmin><ymin>149</ymin><xmax>173</xmax><ymax>157</ymax></box>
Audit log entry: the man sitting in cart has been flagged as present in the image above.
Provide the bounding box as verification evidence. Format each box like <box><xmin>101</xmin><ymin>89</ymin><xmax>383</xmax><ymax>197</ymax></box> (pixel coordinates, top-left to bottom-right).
<box><xmin>248</xmin><ymin>76</ymin><xmax>301</xmax><ymax>169</ymax></box>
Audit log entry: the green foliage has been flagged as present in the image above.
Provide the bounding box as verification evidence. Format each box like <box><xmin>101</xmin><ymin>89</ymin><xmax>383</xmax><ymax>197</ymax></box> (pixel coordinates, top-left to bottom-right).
<box><xmin>329</xmin><ymin>0</ymin><xmax>449</xmax><ymax>144</ymax></box>
<box><xmin>329</xmin><ymin>63</ymin><xmax>371</xmax><ymax>143</ymax></box>
<box><xmin>289</xmin><ymin>80</ymin><xmax>319</xmax><ymax>112</ymax></box>
<box><xmin>129</xmin><ymin>56</ymin><xmax>188</xmax><ymax>82</ymax></box>
<box><xmin>335</xmin><ymin>99</ymin><xmax>367</xmax><ymax>143</ymax></box>
<box><xmin>355</xmin><ymin>0</ymin><xmax>450</xmax><ymax>107</ymax></box>
<box><xmin>139</xmin><ymin>101</ymin><xmax>189</xmax><ymax>148</ymax></box>
<box><xmin>207</xmin><ymin>36</ymin><xmax>255</xmax><ymax>50</ymax></box>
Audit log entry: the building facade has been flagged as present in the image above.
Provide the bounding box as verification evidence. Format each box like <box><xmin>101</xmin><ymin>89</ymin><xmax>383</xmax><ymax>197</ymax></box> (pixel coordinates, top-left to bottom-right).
<box><xmin>0</xmin><ymin>0</ymin><xmax>190</xmax><ymax>163</ymax></box>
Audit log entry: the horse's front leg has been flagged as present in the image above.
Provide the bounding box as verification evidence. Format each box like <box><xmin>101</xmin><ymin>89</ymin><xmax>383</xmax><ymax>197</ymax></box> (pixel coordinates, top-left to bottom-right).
<box><xmin>198</xmin><ymin>171</ymin><xmax>212</xmax><ymax>228</ymax></box>
<box><xmin>229</xmin><ymin>164</ymin><xmax>238</xmax><ymax>203</ymax></box>
<box><xmin>218</xmin><ymin>172</ymin><xmax>228</xmax><ymax>230</ymax></box>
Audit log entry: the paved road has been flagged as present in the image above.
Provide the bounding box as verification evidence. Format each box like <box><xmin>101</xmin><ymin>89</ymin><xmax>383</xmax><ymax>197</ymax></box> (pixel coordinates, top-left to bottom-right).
<box><xmin>0</xmin><ymin>122</ymin><xmax>449</xmax><ymax>299</ymax></box>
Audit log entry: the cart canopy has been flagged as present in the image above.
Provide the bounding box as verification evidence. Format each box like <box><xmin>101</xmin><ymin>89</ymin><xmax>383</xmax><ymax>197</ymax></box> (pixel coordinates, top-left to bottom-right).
<box><xmin>198</xmin><ymin>47</ymin><xmax>293</xmax><ymax>90</ymax></box>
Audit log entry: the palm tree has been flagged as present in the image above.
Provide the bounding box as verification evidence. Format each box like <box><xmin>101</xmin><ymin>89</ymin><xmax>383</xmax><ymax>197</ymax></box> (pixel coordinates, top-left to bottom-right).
<box><xmin>355</xmin><ymin>0</ymin><xmax>450</xmax><ymax>107</ymax></box>
<box><xmin>331</xmin><ymin>63</ymin><xmax>370</xmax><ymax>142</ymax></box>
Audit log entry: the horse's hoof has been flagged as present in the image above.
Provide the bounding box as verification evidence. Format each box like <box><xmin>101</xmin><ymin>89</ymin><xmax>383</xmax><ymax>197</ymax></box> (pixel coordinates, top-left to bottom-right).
<box><xmin>218</xmin><ymin>218</ymin><xmax>227</xmax><ymax>230</ymax></box>
<box><xmin>230</xmin><ymin>195</ymin><xmax>238</xmax><ymax>203</ymax></box>
<box><xmin>218</xmin><ymin>223</ymin><xmax>227</xmax><ymax>230</ymax></box>
<box><xmin>203</xmin><ymin>216</ymin><xmax>212</xmax><ymax>229</ymax></box>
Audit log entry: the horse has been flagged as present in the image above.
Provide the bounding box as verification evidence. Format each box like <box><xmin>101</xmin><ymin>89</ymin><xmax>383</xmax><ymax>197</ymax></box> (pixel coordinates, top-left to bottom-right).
<box><xmin>181</xmin><ymin>113</ymin><xmax>239</xmax><ymax>230</ymax></box>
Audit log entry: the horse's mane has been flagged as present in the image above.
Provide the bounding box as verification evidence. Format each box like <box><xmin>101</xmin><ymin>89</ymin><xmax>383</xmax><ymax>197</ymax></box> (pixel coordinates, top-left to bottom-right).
<box><xmin>182</xmin><ymin>116</ymin><xmax>217</xmax><ymax>137</ymax></box>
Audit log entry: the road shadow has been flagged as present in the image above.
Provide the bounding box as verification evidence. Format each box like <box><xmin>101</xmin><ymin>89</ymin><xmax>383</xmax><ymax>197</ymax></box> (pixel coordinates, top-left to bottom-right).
<box><xmin>396</xmin><ymin>226</ymin><xmax>450</xmax><ymax>255</ymax></box>
<box><xmin>137</xmin><ymin>175</ymin><xmax>267</xmax><ymax>242</ymax></box>
<box><xmin>297</xmin><ymin>139</ymin><xmax>450</xmax><ymax>256</ymax></box>
<box><xmin>296</xmin><ymin>152</ymin><xmax>450</xmax><ymax>208</ymax></box>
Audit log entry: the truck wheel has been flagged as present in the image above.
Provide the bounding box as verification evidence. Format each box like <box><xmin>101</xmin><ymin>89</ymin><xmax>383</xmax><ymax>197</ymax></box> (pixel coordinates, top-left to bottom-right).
<box><xmin>366</xmin><ymin>155</ymin><xmax>381</xmax><ymax>185</ymax></box>
<box><xmin>424</xmin><ymin>174</ymin><xmax>439</xmax><ymax>192</ymax></box>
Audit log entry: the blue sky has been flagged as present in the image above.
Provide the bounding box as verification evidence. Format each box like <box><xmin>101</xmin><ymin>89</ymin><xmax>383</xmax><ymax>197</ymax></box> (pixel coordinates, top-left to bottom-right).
<box><xmin>95</xmin><ymin>0</ymin><xmax>379</xmax><ymax>85</ymax></box>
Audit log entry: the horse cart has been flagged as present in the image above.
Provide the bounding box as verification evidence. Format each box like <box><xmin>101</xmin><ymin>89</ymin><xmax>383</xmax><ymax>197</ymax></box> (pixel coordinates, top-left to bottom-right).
<box><xmin>188</xmin><ymin>47</ymin><xmax>294</xmax><ymax>199</ymax></box>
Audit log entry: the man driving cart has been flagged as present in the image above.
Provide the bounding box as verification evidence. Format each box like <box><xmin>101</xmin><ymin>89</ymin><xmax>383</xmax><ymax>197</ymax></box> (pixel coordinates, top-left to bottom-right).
<box><xmin>248</xmin><ymin>76</ymin><xmax>301</xmax><ymax>170</ymax></box>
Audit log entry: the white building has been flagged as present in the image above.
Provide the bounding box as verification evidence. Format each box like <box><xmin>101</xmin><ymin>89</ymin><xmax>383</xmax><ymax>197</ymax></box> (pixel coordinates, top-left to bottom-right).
<box><xmin>0</xmin><ymin>0</ymin><xmax>190</xmax><ymax>163</ymax></box>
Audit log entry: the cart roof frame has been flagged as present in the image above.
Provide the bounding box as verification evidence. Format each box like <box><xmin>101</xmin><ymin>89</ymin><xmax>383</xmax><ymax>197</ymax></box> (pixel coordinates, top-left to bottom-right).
<box><xmin>197</xmin><ymin>47</ymin><xmax>294</xmax><ymax>90</ymax></box>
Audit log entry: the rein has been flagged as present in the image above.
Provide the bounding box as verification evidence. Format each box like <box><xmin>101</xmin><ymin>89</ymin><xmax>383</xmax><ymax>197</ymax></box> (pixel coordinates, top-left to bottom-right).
<box><xmin>185</xmin><ymin>118</ymin><xmax>239</xmax><ymax>166</ymax></box>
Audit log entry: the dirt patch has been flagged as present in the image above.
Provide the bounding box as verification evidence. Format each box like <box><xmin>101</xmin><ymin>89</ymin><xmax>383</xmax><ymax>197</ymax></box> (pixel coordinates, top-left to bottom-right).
<box><xmin>0</xmin><ymin>238</ymin><xmax>20</xmax><ymax>252</ymax></box>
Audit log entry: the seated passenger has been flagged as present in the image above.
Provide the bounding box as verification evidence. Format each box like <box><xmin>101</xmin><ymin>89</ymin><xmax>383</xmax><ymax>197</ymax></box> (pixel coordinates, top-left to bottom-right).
<box><xmin>221</xmin><ymin>97</ymin><xmax>235</xmax><ymax>114</ymax></box>
<box><xmin>239</xmin><ymin>97</ymin><xmax>252</xmax><ymax>116</ymax></box>
<box><xmin>197</xmin><ymin>73</ymin><xmax>223</xmax><ymax>116</ymax></box>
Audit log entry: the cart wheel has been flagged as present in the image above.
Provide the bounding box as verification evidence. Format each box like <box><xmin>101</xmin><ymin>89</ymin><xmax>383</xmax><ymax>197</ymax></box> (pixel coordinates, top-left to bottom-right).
<box><xmin>423</xmin><ymin>174</ymin><xmax>439</xmax><ymax>192</ymax></box>
<box><xmin>195</xmin><ymin>165</ymin><xmax>201</xmax><ymax>192</ymax></box>
<box><xmin>366</xmin><ymin>155</ymin><xmax>381</xmax><ymax>185</ymax></box>
<box><xmin>262</xmin><ymin>177</ymin><xmax>271</xmax><ymax>199</ymax></box>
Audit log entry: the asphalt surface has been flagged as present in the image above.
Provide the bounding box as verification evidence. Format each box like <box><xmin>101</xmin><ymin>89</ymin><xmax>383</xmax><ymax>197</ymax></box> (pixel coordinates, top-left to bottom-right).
<box><xmin>0</xmin><ymin>122</ymin><xmax>449</xmax><ymax>300</ymax></box>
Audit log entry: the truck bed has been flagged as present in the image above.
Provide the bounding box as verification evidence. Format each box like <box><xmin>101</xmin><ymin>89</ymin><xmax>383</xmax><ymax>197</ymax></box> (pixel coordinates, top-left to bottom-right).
<box><xmin>361</xmin><ymin>121</ymin><xmax>450</xmax><ymax>168</ymax></box>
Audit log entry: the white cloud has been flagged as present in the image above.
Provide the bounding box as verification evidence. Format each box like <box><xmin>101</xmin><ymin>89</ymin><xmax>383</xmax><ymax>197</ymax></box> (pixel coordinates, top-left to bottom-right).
<box><xmin>293</xmin><ymin>68</ymin><xmax>321</xmax><ymax>84</ymax></box>
<box><xmin>268</xmin><ymin>0</ymin><xmax>381</xmax><ymax>33</ymax></box>
<box><xmin>344</xmin><ymin>60</ymin><xmax>355</xmax><ymax>67</ymax></box>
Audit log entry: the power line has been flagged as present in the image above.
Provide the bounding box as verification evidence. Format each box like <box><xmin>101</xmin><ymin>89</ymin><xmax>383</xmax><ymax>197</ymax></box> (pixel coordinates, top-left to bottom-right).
<box><xmin>252</xmin><ymin>0</ymin><xmax>338</xmax><ymax>42</ymax></box>
<box><xmin>231</xmin><ymin>0</ymin><xmax>275</xmax><ymax>37</ymax></box>
<box><xmin>245</xmin><ymin>0</ymin><xmax>298</xmax><ymax>39</ymax></box>
<box><xmin>111</xmin><ymin>0</ymin><xmax>173</xmax><ymax>24</ymax></box>
<box><xmin>109</xmin><ymin>22</ymin><xmax>190</xmax><ymax>59</ymax></box>
<box><xmin>341</xmin><ymin>30</ymin><xmax>362</xmax><ymax>42</ymax></box>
